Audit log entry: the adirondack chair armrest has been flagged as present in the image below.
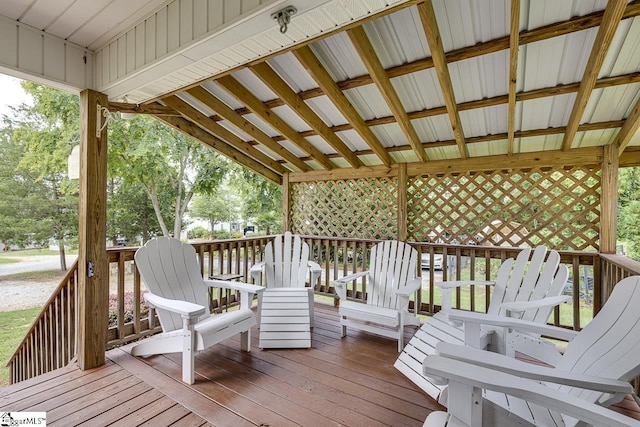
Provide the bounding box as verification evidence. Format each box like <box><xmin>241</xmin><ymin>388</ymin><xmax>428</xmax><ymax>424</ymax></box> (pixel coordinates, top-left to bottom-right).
<box><xmin>250</xmin><ymin>262</ymin><xmax>265</xmax><ymax>282</ymax></box>
<box><xmin>396</xmin><ymin>277</ymin><xmax>422</xmax><ymax>297</ymax></box>
<box><xmin>204</xmin><ymin>279</ymin><xmax>265</xmax><ymax>295</ymax></box>
<box><xmin>308</xmin><ymin>261</ymin><xmax>322</xmax><ymax>284</ymax></box>
<box><xmin>435</xmin><ymin>342</ymin><xmax>634</xmax><ymax>395</ymax></box>
<box><xmin>143</xmin><ymin>292</ymin><xmax>207</xmax><ymax>320</ymax></box>
<box><xmin>448</xmin><ymin>309</ymin><xmax>579</xmax><ymax>341</ymax></box>
<box><xmin>334</xmin><ymin>271</ymin><xmax>370</xmax><ymax>300</ymax></box>
<box><xmin>500</xmin><ymin>295</ymin><xmax>572</xmax><ymax>315</ymax></box>
<box><xmin>422</xmin><ymin>355</ymin><xmax>640</xmax><ymax>427</ymax></box>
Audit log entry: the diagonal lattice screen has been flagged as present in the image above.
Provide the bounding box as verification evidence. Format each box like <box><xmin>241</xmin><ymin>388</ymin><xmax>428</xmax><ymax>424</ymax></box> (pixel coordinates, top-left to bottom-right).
<box><xmin>289</xmin><ymin>166</ymin><xmax>601</xmax><ymax>251</ymax></box>
<box><xmin>407</xmin><ymin>167</ymin><xmax>600</xmax><ymax>250</ymax></box>
<box><xmin>291</xmin><ymin>178</ymin><xmax>398</xmax><ymax>240</ymax></box>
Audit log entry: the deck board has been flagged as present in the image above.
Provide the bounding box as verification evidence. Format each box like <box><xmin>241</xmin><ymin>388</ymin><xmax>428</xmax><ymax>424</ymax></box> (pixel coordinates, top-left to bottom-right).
<box><xmin>1</xmin><ymin>302</ymin><xmax>639</xmax><ymax>426</ymax></box>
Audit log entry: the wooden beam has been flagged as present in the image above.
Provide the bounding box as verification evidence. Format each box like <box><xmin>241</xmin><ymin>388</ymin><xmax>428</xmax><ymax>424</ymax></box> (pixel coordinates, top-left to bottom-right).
<box><xmin>397</xmin><ymin>163</ymin><xmax>408</xmax><ymax>241</ymax></box>
<box><xmin>216</xmin><ymin>75</ymin><xmax>335</xmax><ymax>171</ymax></box>
<box><xmin>186</xmin><ymin>86</ymin><xmax>310</xmax><ymax>172</ymax></box>
<box><xmin>78</xmin><ymin>89</ymin><xmax>109</xmax><ymax>370</ymax></box>
<box><xmin>157</xmin><ymin>115</ymin><xmax>282</xmax><ymax>184</ymax></box>
<box><xmin>562</xmin><ymin>0</ymin><xmax>627</xmax><ymax>151</ymax></box>
<box><xmin>163</xmin><ymin>96</ymin><xmax>286</xmax><ymax>175</ymax></box>
<box><xmin>250</xmin><ymin>62</ymin><xmax>363</xmax><ymax>168</ymax></box>
<box><xmin>347</xmin><ymin>26</ymin><xmax>428</xmax><ymax>162</ymax></box>
<box><xmin>507</xmin><ymin>0</ymin><xmax>520</xmax><ymax>155</ymax></box>
<box><xmin>620</xmin><ymin>146</ymin><xmax>640</xmax><ymax>167</ymax></box>
<box><xmin>107</xmin><ymin>102</ymin><xmax>179</xmax><ymax>116</ymax></box>
<box><xmin>288</xmin><ymin>146</ymin><xmax>604</xmax><ymax>183</ymax></box>
<box><xmin>419</xmin><ymin>1</ymin><xmax>467</xmax><ymax>159</ymax></box>
<box><xmin>615</xmin><ymin>94</ymin><xmax>640</xmax><ymax>155</ymax></box>
<box><xmin>293</xmin><ymin>45</ymin><xmax>393</xmax><ymax>166</ymax></box>
<box><xmin>600</xmin><ymin>144</ymin><xmax>619</xmax><ymax>253</ymax></box>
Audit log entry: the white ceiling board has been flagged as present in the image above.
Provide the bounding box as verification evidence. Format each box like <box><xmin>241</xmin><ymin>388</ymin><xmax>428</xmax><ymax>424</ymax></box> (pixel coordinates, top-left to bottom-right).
<box><xmin>413</xmin><ymin>115</ymin><xmax>456</xmax><ymax>142</ymax></box>
<box><xmin>232</xmin><ymin>68</ymin><xmax>277</xmax><ymax>103</ymax></box>
<box><xmin>389</xmin><ymin>150</ymin><xmax>419</xmax><ymax>164</ymax></box>
<box><xmin>335</xmin><ymin>129</ymin><xmax>373</xmax><ymax>152</ymax></box>
<box><xmin>601</xmin><ymin>16</ymin><xmax>640</xmax><ymax>76</ymax></box>
<box><xmin>305</xmin><ymin>96</ymin><xmax>348</xmax><ymax>127</ymax></box>
<box><xmin>573</xmin><ymin>129</ymin><xmax>619</xmax><ymax>149</ymax></box>
<box><xmin>519</xmin><ymin>93</ymin><xmax>576</xmax><ymax>131</ymax></box>
<box><xmin>200</xmin><ymin>81</ymin><xmax>246</xmax><ymax>110</ymax></box>
<box><xmin>370</xmin><ymin>122</ymin><xmax>409</xmax><ymax>148</ymax></box>
<box><xmin>271</xmin><ymin>105</ymin><xmax>313</xmax><ymax>133</ymax></box>
<box><xmin>460</xmin><ymin>104</ymin><xmax>508</xmax><ymax>138</ymax></box>
<box><xmin>304</xmin><ymin>134</ymin><xmax>337</xmax><ymax>155</ymax></box>
<box><xmin>358</xmin><ymin>153</ymin><xmax>385</xmax><ymax>166</ymax></box>
<box><xmin>584</xmin><ymin>83</ymin><xmax>640</xmax><ymax>124</ymax></box>
<box><xmin>267</xmin><ymin>53</ymin><xmax>318</xmax><ymax>93</ymax></box>
<box><xmin>176</xmin><ymin>91</ymin><xmax>216</xmax><ymax>117</ymax></box>
<box><xmin>344</xmin><ymin>84</ymin><xmax>392</xmax><ymax>121</ymax></box>
<box><xmin>449</xmin><ymin>51</ymin><xmax>508</xmax><ymax>103</ymax></box>
<box><xmin>518</xmin><ymin>134</ymin><xmax>563</xmax><ymax>152</ymax></box>
<box><xmin>467</xmin><ymin>139</ymin><xmax>508</xmax><ymax>157</ymax></box>
<box><xmin>311</xmin><ymin>32</ymin><xmax>368</xmax><ymax>81</ymax></box>
<box><xmin>243</xmin><ymin>112</ymin><xmax>280</xmax><ymax>138</ymax></box>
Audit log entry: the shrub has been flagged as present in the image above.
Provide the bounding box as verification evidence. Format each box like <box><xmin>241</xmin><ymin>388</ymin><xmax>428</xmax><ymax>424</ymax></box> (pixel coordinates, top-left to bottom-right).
<box><xmin>108</xmin><ymin>291</ymin><xmax>149</xmax><ymax>328</ymax></box>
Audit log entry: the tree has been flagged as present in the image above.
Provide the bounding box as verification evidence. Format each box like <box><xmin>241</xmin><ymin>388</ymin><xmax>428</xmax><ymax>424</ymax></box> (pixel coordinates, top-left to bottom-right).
<box><xmin>619</xmin><ymin>167</ymin><xmax>640</xmax><ymax>261</ymax></box>
<box><xmin>108</xmin><ymin>115</ymin><xmax>228</xmax><ymax>240</ymax></box>
<box><xmin>230</xmin><ymin>167</ymin><xmax>282</xmax><ymax>235</ymax></box>
<box><xmin>3</xmin><ymin>83</ymin><xmax>80</xmax><ymax>269</ymax></box>
<box><xmin>107</xmin><ymin>178</ymin><xmax>163</xmax><ymax>245</ymax></box>
<box><xmin>189</xmin><ymin>193</ymin><xmax>230</xmax><ymax>236</ymax></box>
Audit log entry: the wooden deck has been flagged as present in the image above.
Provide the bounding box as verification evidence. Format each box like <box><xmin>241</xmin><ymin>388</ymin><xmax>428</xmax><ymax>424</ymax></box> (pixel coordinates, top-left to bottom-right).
<box><xmin>1</xmin><ymin>302</ymin><xmax>639</xmax><ymax>426</ymax></box>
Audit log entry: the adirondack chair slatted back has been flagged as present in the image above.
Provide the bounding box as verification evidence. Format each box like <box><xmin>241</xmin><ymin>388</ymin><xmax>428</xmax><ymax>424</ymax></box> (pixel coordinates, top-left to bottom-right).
<box><xmin>555</xmin><ymin>276</ymin><xmax>640</xmax><ymax>405</ymax></box>
<box><xmin>264</xmin><ymin>232</ymin><xmax>310</xmax><ymax>288</ymax></box>
<box><xmin>367</xmin><ymin>240</ymin><xmax>418</xmax><ymax>310</ymax></box>
<box><xmin>135</xmin><ymin>237</ymin><xmax>208</xmax><ymax>332</ymax></box>
<box><xmin>489</xmin><ymin>247</ymin><xmax>563</xmax><ymax>318</ymax></box>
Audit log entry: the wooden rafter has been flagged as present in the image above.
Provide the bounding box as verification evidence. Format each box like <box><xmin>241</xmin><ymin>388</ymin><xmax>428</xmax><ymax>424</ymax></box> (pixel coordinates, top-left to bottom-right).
<box><xmin>418</xmin><ymin>1</ymin><xmax>467</xmax><ymax>159</ymax></box>
<box><xmin>157</xmin><ymin>115</ymin><xmax>282</xmax><ymax>184</ymax></box>
<box><xmin>293</xmin><ymin>45</ymin><xmax>393</xmax><ymax>167</ymax></box>
<box><xmin>108</xmin><ymin>102</ymin><xmax>178</xmax><ymax>116</ymax></box>
<box><xmin>185</xmin><ymin>86</ymin><xmax>310</xmax><ymax>172</ymax></box>
<box><xmin>507</xmin><ymin>0</ymin><xmax>520</xmax><ymax>155</ymax></box>
<box><xmin>561</xmin><ymin>0</ymin><xmax>627</xmax><ymax>151</ymax></box>
<box><xmin>162</xmin><ymin>95</ymin><xmax>286</xmax><ymax>175</ymax></box>
<box><xmin>216</xmin><ymin>75</ymin><xmax>335</xmax><ymax>171</ymax></box>
<box><xmin>250</xmin><ymin>62</ymin><xmax>363</xmax><ymax>168</ymax></box>
<box><xmin>304</xmin><ymin>120</ymin><xmax>624</xmax><ymax>161</ymax></box>
<box><xmin>347</xmin><ymin>26</ymin><xmax>427</xmax><ymax>162</ymax></box>
<box><xmin>615</xmin><ymin>95</ymin><xmax>640</xmax><ymax>155</ymax></box>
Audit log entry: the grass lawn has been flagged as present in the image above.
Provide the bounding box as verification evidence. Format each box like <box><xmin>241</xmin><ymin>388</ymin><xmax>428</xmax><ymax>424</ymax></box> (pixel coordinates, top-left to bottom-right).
<box><xmin>0</xmin><ymin>258</ymin><xmax>19</xmax><ymax>264</ymax></box>
<box><xmin>0</xmin><ymin>308</ymin><xmax>40</xmax><ymax>387</ymax></box>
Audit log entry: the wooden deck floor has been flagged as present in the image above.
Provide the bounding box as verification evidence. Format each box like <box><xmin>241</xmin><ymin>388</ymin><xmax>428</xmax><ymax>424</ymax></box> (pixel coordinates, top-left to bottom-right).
<box><xmin>1</xmin><ymin>302</ymin><xmax>639</xmax><ymax>426</ymax></box>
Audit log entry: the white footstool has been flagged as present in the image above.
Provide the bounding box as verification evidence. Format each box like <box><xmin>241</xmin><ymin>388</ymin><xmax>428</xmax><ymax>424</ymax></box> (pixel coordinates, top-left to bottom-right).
<box><xmin>259</xmin><ymin>288</ymin><xmax>311</xmax><ymax>349</ymax></box>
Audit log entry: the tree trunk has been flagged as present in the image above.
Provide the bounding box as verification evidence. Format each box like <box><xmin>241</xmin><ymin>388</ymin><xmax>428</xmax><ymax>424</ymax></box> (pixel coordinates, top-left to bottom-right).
<box><xmin>58</xmin><ymin>238</ymin><xmax>67</xmax><ymax>270</ymax></box>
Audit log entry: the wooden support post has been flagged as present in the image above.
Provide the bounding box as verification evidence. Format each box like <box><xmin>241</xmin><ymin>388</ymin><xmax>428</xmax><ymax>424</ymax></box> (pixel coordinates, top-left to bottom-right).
<box><xmin>282</xmin><ymin>172</ymin><xmax>290</xmax><ymax>232</ymax></box>
<box><xmin>397</xmin><ymin>163</ymin><xmax>408</xmax><ymax>241</ymax></box>
<box><xmin>77</xmin><ymin>89</ymin><xmax>109</xmax><ymax>370</ymax></box>
<box><xmin>600</xmin><ymin>144</ymin><xmax>619</xmax><ymax>254</ymax></box>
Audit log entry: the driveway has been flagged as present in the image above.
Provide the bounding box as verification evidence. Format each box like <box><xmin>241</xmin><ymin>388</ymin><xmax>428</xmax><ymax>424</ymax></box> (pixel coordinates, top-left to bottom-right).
<box><xmin>0</xmin><ymin>255</ymin><xmax>77</xmax><ymax>276</ymax></box>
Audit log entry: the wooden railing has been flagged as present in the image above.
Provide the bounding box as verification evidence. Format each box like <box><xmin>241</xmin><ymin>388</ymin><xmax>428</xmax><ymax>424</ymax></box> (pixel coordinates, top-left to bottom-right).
<box><xmin>7</xmin><ymin>261</ymin><xmax>78</xmax><ymax>384</ymax></box>
<box><xmin>7</xmin><ymin>235</ymin><xmax>640</xmax><ymax>384</ymax></box>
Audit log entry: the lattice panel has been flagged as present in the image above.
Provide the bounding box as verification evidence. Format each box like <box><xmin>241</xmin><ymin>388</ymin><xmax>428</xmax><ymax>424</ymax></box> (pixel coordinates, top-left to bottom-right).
<box><xmin>407</xmin><ymin>167</ymin><xmax>600</xmax><ymax>250</ymax></box>
<box><xmin>291</xmin><ymin>178</ymin><xmax>398</xmax><ymax>239</ymax></box>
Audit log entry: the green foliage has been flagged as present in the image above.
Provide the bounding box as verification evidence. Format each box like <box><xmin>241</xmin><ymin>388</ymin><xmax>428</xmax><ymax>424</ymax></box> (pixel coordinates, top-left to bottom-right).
<box><xmin>189</xmin><ymin>226</ymin><xmax>211</xmax><ymax>239</ymax></box>
<box><xmin>228</xmin><ymin>166</ymin><xmax>282</xmax><ymax>234</ymax></box>
<box><xmin>189</xmin><ymin>192</ymin><xmax>231</xmax><ymax>233</ymax></box>
<box><xmin>0</xmin><ymin>307</ymin><xmax>40</xmax><ymax>386</ymax></box>
<box><xmin>619</xmin><ymin>167</ymin><xmax>640</xmax><ymax>261</ymax></box>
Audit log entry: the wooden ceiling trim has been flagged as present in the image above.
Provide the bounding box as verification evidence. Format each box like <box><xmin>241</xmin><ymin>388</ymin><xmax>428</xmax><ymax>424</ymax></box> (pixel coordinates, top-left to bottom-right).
<box><xmin>419</xmin><ymin>1</ymin><xmax>467</xmax><ymax>159</ymax></box>
<box><xmin>561</xmin><ymin>0</ymin><xmax>627</xmax><ymax>151</ymax></box>
<box><xmin>347</xmin><ymin>25</ymin><xmax>428</xmax><ymax>162</ymax></box>
<box><xmin>186</xmin><ymin>86</ymin><xmax>310</xmax><ymax>172</ymax></box>
<box><xmin>507</xmin><ymin>0</ymin><xmax>520</xmax><ymax>155</ymax></box>
<box><xmin>288</xmin><ymin>146</ymin><xmax>604</xmax><ymax>183</ymax></box>
<box><xmin>157</xmin><ymin>115</ymin><xmax>282</xmax><ymax>184</ymax></box>
<box><xmin>162</xmin><ymin>96</ymin><xmax>286</xmax><ymax>175</ymax></box>
<box><xmin>299</xmin><ymin>119</ymin><xmax>625</xmax><ymax>160</ymax></box>
<box><xmin>615</xmin><ymin>95</ymin><xmax>640</xmax><ymax>155</ymax></box>
<box><xmin>216</xmin><ymin>75</ymin><xmax>335</xmax><ymax>171</ymax></box>
<box><xmin>620</xmin><ymin>147</ymin><xmax>640</xmax><ymax>167</ymax></box>
<box><xmin>250</xmin><ymin>62</ymin><xmax>363</xmax><ymax>168</ymax></box>
<box><xmin>293</xmin><ymin>45</ymin><xmax>393</xmax><ymax>166</ymax></box>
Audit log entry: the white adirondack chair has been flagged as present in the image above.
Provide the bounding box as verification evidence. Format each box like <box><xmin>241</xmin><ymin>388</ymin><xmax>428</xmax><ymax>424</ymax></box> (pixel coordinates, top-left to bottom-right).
<box><xmin>131</xmin><ymin>237</ymin><xmax>264</xmax><ymax>384</ymax></box>
<box><xmin>422</xmin><ymin>275</ymin><xmax>640</xmax><ymax>427</ymax></box>
<box><xmin>250</xmin><ymin>232</ymin><xmax>321</xmax><ymax>324</ymax></box>
<box><xmin>422</xmin><ymin>355</ymin><xmax>640</xmax><ymax>427</ymax></box>
<box><xmin>395</xmin><ymin>246</ymin><xmax>570</xmax><ymax>401</ymax></box>
<box><xmin>334</xmin><ymin>240</ymin><xmax>422</xmax><ymax>351</ymax></box>
<box><xmin>250</xmin><ymin>232</ymin><xmax>321</xmax><ymax>348</ymax></box>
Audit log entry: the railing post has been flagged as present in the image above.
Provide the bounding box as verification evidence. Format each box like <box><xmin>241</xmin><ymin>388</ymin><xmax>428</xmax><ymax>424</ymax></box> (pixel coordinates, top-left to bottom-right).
<box><xmin>77</xmin><ymin>89</ymin><xmax>109</xmax><ymax>370</ymax></box>
<box><xmin>600</xmin><ymin>143</ymin><xmax>619</xmax><ymax>254</ymax></box>
<box><xmin>283</xmin><ymin>172</ymin><xmax>290</xmax><ymax>232</ymax></box>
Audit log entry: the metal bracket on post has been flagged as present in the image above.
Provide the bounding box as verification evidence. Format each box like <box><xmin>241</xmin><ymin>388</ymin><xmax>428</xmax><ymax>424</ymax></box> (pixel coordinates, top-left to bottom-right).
<box><xmin>87</xmin><ymin>261</ymin><xmax>94</xmax><ymax>277</ymax></box>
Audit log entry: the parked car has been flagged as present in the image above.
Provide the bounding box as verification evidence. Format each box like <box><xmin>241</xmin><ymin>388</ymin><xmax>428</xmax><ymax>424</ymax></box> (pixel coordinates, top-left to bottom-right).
<box><xmin>421</xmin><ymin>253</ymin><xmax>443</xmax><ymax>270</ymax></box>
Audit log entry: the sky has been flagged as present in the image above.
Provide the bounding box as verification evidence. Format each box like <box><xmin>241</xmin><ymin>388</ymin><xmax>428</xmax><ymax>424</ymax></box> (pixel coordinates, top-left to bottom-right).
<box><xmin>0</xmin><ymin>73</ymin><xmax>32</xmax><ymax>117</ymax></box>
